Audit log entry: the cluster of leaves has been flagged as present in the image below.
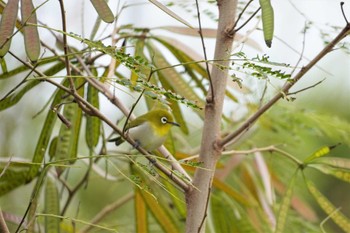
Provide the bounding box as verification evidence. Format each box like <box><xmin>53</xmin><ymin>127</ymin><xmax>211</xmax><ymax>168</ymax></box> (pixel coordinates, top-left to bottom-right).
<box><xmin>230</xmin><ymin>52</ymin><xmax>292</xmax><ymax>82</ymax></box>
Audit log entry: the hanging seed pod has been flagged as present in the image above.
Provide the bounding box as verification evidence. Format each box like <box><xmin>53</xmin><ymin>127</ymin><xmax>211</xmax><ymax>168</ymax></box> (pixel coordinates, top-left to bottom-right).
<box><xmin>259</xmin><ymin>0</ymin><xmax>274</xmax><ymax>48</ymax></box>
<box><xmin>0</xmin><ymin>0</ymin><xmax>19</xmax><ymax>57</ymax></box>
<box><xmin>21</xmin><ymin>0</ymin><xmax>40</xmax><ymax>62</ymax></box>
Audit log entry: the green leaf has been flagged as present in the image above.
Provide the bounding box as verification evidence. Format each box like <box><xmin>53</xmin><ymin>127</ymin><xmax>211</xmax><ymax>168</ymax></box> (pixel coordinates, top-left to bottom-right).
<box><xmin>0</xmin><ymin>57</ymin><xmax>7</xmax><ymax>72</ymax></box>
<box><xmin>130</xmin><ymin>38</ymin><xmax>148</xmax><ymax>85</ymax></box>
<box><xmin>212</xmin><ymin>178</ymin><xmax>253</xmax><ymax>206</ymax></box>
<box><xmin>0</xmin><ymin>62</ymin><xmax>65</xmax><ymax>112</ymax></box>
<box><xmin>147</xmin><ymin>42</ymin><xmax>204</xmax><ymax>110</ymax></box>
<box><xmin>156</xmin><ymin>70</ymin><xmax>189</xmax><ymax>135</ymax></box>
<box><xmin>140</xmin><ymin>190</ymin><xmax>180</xmax><ymax>233</ymax></box>
<box><xmin>0</xmin><ymin>57</ymin><xmax>64</xmax><ymax>80</ymax></box>
<box><xmin>275</xmin><ymin>171</ymin><xmax>297</xmax><ymax>233</ymax></box>
<box><xmin>0</xmin><ymin>80</ymin><xmax>40</xmax><ymax>111</ymax></box>
<box><xmin>306</xmin><ymin>179</ymin><xmax>350</xmax><ymax>232</ymax></box>
<box><xmin>259</xmin><ymin>0</ymin><xmax>274</xmax><ymax>47</ymax></box>
<box><xmin>135</xmin><ymin>189</ymin><xmax>148</xmax><ymax>233</ymax></box>
<box><xmin>211</xmin><ymin>193</ymin><xmax>236</xmax><ymax>233</ymax></box>
<box><xmin>153</xmin><ymin>36</ymin><xmax>207</xmax><ymax>92</ymax></box>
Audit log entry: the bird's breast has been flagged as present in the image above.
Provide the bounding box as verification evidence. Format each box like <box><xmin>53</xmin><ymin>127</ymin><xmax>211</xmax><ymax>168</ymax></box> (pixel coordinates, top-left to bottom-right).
<box><xmin>127</xmin><ymin>122</ymin><xmax>167</xmax><ymax>151</ymax></box>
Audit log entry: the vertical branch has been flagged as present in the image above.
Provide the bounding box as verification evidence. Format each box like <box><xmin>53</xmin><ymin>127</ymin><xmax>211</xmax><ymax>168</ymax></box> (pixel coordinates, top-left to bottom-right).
<box><xmin>58</xmin><ymin>0</ymin><xmax>75</xmax><ymax>92</ymax></box>
<box><xmin>185</xmin><ymin>1</ymin><xmax>238</xmax><ymax>232</ymax></box>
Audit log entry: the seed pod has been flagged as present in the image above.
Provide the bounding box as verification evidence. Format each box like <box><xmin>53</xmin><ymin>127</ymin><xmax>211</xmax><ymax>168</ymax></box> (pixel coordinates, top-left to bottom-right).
<box><xmin>259</xmin><ymin>0</ymin><xmax>274</xmax><ymax>48</ymax></box>
<box><xmin>90</xmin><ymin>0</ymin><xmax>114</xmax><ymax>23</ymax></box>
<box><xmin>21</xmin><ymin>0</ymin><xmax>40</xmax><ymax>62</ymax></box>
<box><xmin>0</xmin><ymin>0</ymin><xmax>19</xmax><ymax>57</ymax></box>
<box><xmin>86</xmin><ymin>83</ymin><xmax>100</xmax><ymax>149</ymax></box>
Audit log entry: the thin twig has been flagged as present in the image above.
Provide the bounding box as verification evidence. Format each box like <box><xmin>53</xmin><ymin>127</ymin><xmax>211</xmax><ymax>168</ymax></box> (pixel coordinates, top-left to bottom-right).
<box><xmin>234</xmin><ymin>7</ymin><xmax>261</xmax><ymax>33</ymax></box>
<box><xmin>58</xmin><ymin>0</ymin><xmax>75</xmax><ymax>92</ymax></box>
<box><xmin>0</xmin><ymin>63</ymin><xmax>38</xmax><ymax>102</ymax></box>
<box><xmin>290</xmin><ymin>21</ymin><xmax>308</xmax><ymax>77</ymax></box>
<box><xmin>195</xmin><ymin>0</ymin><xmax>214</xmax><ymax>102</ymax></box>
<box><xmin>231</xmin><ymin>0</ymin><xmax>254</xmax><ymax>31</ymax></box>
<box><xmin>287</xmin><ymin>78</ymin><xmax>325</xmax><ymax>95</ymax></box>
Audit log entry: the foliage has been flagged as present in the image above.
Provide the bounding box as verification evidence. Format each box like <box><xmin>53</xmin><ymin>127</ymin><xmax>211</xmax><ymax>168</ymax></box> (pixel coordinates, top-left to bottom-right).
<box><xmin>0</xmin><ymin>0</ymin><xmax>349</xmax><ymax>233</ymax></box>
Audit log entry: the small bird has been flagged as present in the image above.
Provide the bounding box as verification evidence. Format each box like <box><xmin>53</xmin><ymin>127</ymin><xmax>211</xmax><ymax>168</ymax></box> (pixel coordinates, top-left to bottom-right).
<box><xmin>110</xmin><ymin>109</ymin><xmax>180</xmax><ymax>151</ymax></box>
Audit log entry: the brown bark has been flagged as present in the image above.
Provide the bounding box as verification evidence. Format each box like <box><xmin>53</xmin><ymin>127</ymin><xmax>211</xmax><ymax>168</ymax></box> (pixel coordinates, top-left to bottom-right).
<box><xmin>185</xmin><ymin>1</ymin><xmax>238</xmax><ymax>232</ymax></box>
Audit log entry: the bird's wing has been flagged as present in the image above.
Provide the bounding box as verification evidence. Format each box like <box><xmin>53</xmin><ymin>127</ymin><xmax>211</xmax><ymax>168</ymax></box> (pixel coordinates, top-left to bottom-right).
<box><xmin>125</xmin><ymin>115</ymin><xmax>148</xmax><ymax>130</ymax></box>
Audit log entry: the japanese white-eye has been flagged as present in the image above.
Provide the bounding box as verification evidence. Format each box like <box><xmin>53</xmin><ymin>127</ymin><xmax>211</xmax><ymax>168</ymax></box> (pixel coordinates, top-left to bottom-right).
<box><xmin>111</xmin><ymin>109</ymin><xmax>180</xmax><ymax>151</ymax></box>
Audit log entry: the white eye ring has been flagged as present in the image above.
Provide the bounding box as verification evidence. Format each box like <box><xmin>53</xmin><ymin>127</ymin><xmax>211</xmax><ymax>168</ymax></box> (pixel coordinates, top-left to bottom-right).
<box><xmin>161</xmin><ymin>117</ymin><xmax>168</xmax><ymax>124</ymax></box>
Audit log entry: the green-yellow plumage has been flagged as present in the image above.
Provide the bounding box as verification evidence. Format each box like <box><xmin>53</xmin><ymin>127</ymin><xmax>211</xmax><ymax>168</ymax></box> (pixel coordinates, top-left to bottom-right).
<box><xmin>111</xmin><ymin>109</ymin><xmax>179</xmax><ymax>151</ymax></box>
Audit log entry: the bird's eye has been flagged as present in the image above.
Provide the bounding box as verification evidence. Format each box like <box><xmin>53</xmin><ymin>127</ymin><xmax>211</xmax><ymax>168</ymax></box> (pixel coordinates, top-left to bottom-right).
<box><xmin>161</xmin><ymin>116</ymin><xmax>168</xmax><ymax>124</ymax></box>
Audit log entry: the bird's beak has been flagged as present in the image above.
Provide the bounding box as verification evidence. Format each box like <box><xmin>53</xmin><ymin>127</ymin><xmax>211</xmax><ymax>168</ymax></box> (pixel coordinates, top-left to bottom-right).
<box><xmin>168</xmin><ymin>121</ymin><xmax>180</xmax><ymax>127</ymax></box>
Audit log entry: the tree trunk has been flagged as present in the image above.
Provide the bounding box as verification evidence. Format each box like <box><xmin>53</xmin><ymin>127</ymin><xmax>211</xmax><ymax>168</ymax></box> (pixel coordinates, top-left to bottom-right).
<box><xmin>185</xmin><ymin>1</ymin><xmax>237</xmax><ymax>232</ymax></box>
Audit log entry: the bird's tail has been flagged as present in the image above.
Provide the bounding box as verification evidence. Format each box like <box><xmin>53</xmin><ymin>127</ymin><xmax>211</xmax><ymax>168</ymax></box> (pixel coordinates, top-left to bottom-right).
<box><xmin>108</xmin><ymin>136</ymin><xmax>124</xmax><ymax>146</ymax></box>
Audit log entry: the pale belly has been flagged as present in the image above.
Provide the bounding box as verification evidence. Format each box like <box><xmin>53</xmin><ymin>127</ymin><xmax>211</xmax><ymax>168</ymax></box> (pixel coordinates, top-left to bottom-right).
<box><xmin>127</xmin><ymin>123</ymin><xmax>166</xmax><ymax>151</ymax></box>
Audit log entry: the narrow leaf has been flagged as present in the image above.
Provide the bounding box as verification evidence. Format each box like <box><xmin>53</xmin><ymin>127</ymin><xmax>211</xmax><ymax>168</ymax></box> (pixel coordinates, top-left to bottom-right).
<box><xmin>147</xmin><ymin>42</ymin><xmax>204</xmax><ymax>110</ymax></box>
<box><xmin>259</xmin><ymin>0</ymin><xmax>274</xmax><ymax>47</ymax></box>
<box><xmin>0</xmin><ymin>57</ymin><xmax>7</xmax><ymax>72</ymax></box>
<box><xmin>149</xmin><ymin>0</ymin><xmax>193</xmax><ymax>28</ymax></box>
<box><xmin>154</xmin><ymin>36</ymin><xmax>207</xmax><ymax>92</ymax></box>
<box><xmin>0</xmin><ymin>56</ymin><xmax>64</xmax><ymax>80</ymax></box>
<box><xmin>0</xmin><ymin>80</ymin><xmax>40</xmax><ymax>111</ymax></box>
<box><xmin>275</xmin><ymin>171</ymin><xmax>297</xmax><ymax>233</ymax></box>
<box><xmin>131</xmin><ymin>38</ymin><xmax>147</xmax><ymax>85</ymax></box>
<box><xmin>21</xmin><ymin>0</ymin><xmax>40</xmax><ymax>62</ymax></box>
<box><xmin>306</xmin><ymin>179</ymin><xmax>350</xmax><ymax>232</ymax></box>
<box><xmin>212</xmin><ymin>178</ymin><xmax>252</xmax><ymax>206</ymax></box>
<box><xmin>90</xmin><ymin>0</ymin><xmax>114</xmax><ymax>23</ymax></box>
<box><xmin>140</xmin><ymin>190</ymin><xmax>180</xmax><ymax>233</ymax></box>
<box><xmin>156</xmin><ymin>71</ymin><xmax>189</xmax><ymax>135</ymax></box>
<box><xmin>135</xmin><ymin>190</ymin><xmax>148</xmax><ymax>233</ymax></box>
<box><xmin>211</xmin><ymin>194</ymin><xmax>236</xmax><ymax>233</ymax></box>
<box><xmin>0</xmin><ymin>0</ymin><xmax>19</xmax><ymax>57</ymax></box>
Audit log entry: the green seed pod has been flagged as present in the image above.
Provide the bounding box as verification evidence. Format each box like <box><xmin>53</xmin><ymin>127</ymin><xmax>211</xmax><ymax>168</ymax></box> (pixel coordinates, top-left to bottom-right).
<box><xmin>259</xmin><ymin>0</ymin><xmax>274</xmax><ymax>48</ymax></box>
